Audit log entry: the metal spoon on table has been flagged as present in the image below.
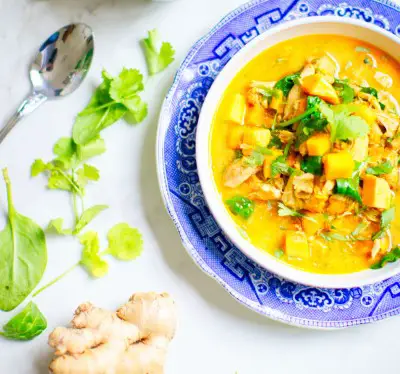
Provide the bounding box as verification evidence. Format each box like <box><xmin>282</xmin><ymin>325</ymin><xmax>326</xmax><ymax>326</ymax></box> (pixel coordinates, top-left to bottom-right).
<box><xmin>0</xmin><ymin>23</ymin><xmax>94</xmax><ymax>144</ymax></box>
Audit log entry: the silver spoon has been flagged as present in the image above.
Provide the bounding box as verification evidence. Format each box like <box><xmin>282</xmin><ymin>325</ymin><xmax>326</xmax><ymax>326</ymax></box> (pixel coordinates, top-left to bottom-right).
<box><xmin>0</xmin><ymin>23</ymin><xmax>94</xmax><ymax>143</ymax></box>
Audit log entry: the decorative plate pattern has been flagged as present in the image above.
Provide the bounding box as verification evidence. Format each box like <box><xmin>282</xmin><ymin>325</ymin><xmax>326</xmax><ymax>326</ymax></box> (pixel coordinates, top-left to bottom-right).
<box><xmin>157</xmin><ymin>0</ymin><xmax>400</xmax><ymax>328</ymax></box>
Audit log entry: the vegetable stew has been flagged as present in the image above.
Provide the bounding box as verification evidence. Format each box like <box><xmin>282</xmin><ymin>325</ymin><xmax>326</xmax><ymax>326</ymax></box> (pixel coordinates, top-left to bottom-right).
<box><xmin>210</xmin><ymin>35</ymin><xmax>400</xmax><ymax>274</ymax></box>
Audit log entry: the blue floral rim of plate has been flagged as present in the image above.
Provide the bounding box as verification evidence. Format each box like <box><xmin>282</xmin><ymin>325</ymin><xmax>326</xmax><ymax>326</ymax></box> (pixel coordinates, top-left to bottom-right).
<box><xmin>157</xmin><ymin>0</ymin><xmax>400</xmax><ymax>329</ymax></box>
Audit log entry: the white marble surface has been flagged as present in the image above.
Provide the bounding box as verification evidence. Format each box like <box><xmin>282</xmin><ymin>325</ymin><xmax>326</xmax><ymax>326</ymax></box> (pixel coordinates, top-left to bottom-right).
<box><xmin>0</xmin><ymin>0</ymin><xmax>400</xmax><ymax>373</ymax></box>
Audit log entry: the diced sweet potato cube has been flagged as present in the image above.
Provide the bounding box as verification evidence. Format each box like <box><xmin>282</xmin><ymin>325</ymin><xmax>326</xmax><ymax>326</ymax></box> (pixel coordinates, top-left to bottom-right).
<box><xmin>306</xmin><ymin>133</ymin><xmax>331</xmax><ymax>156</ymax></box>
<box><xmin>302</xmin><ymin>213</ymin><xmax>325</xmax><ymax>236</ymax></box>
<box><xmin>227</xmin><ymin>94</ymin><xmax>247</xmax><ymax>124</ymax></box>
<box><xmin>270</xmin><ymin>90</ymin><xmax>284</xmax><ymax>113</ymax></box>
<box><xmin>263</xmin><ymin>150</ymin><xmax>283</xmax><ymax>178</ymax></box>
<box><xmin>243</xmin><ymin>128</ymin><xmax>271</xmax><ymax>148</ymax></box>
<box><xmin>246</xmin><ymin>104</ymin><xmax>265</xmax><ymax>127</ymax></box>
<box><xmin>301</xmin><ymin>74</ymin><xmax>339</xmax><ymax>104</ymax></box>
<box><xmin>323</xmin><ymin>151</ymin><xmax>354</xmax><ymax>180</ymax></box>
<box><xmin>284</xmin><ymin>230</ymin><xmax>310</xmax><ymax>259</ymax></box>
<box><xmin>362</xmin><ymin>175</ymin><xmax>391</xmax><ymax>209</ymax></box>
<box><xmin>227</xmin><ymin>126</ymin><xmax>244</xmax><ymax>149</ymax></box>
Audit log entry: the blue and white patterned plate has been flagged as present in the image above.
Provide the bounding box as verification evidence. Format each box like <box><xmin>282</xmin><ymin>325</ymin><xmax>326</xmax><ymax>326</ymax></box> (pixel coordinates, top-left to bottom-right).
<box><xmin>157</xmin><ymin>0</ymin><xmax>400</xmax><ymax>329</ymax></box>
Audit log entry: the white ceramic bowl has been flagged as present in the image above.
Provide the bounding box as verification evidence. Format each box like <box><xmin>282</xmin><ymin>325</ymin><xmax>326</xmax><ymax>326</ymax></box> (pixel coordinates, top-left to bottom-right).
<box><xmin>196</xmin><ymin>16</ymin><xmax>400</xmax><ymax>289</ymax></box>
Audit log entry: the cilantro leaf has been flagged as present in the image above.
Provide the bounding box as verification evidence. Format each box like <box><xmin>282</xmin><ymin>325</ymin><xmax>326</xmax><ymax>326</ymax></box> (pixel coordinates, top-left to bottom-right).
<box><xmin>360</xmin><ymin>86</ymin><xmax>378</xmax><ymax>99</ymax></box>
<box><xmin>277</xmin><ymin>202</ymin><xmax>304</xmax><ymax>218</ymax></box>
<box><xmin>73</xmin><ymin>205</ymin><xmax>108</xmax><ymax>235</ymax></box>
<box><xmin>79</xmin><ymin>231</ymin><xmax>109</xmax><ymax>278</ymax></box>
<box><xmin>372</xmin><ymin>207</ymin><xmax>395</xmax><ymax>240</ymax></box>
<box><xmin>366</xmin><ymin>161</ymin><xmax>394</xmax><ymax>176</ymax></box>
<box><xmin>274</xmin><ymin>72</ymin><xmax>300</xmax><ymax>96</ymax></box>
<box><xmin>319</xmin><ymin>103</ymin><xmax>369</xmax><ymax>143</ymax></box>
<box><xmin>105</xmin><ymin>223</ymin><xmax>144</xmax><ymax>261</ymax></box>
<box><xmin>76</xmin><ymin>136</ymin><xmax>106</xmax><ymax>162</ymax></box>
<box><xmin>46</xmin><ymin>218</ymin><xmax>73</xmax><ymax>236</ymax></box>
<box><xmin>142</xmin><ymin>29</ymin><xmax>175</xmax><ymax>75</ymax></box>
<box><xmin>72</xmin><ymin>68</ymin><xmax>147</xmax><ymax>145</ymax></box>
<box><xmin>271</xmin><ymin>156</ymin><xmax>299</xmax><ymax>177</ymax></box>
<box><xmin>333</xmin><ymin>79</ymin><xmax>355</xmax><ymax>103</ymax></box>
<box><xmin>109</xmin><ymin>68</ymin><xmax>144</xmax><ymax>101</ymax></box>
<box><xmin>371</xmin><ymin>247</ymin><xmax>400</xmax><ymax>269</ymax></box>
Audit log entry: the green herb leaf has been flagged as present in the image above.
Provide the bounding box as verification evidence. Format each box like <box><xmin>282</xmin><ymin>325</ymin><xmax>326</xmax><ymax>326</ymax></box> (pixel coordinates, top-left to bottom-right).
<box><xmin>76</xmin><ymin>136</ymin><xmax>106</xmax><ymax>162</ymax></box>
<box><xmin>372</xmin><ymin>207</ymin><xmax>395</xmax><ymax>240</ymax></box>
<box><xmin>31</xmin><ymin>159</ymin><xmax>51</xmax><ymax>177</ymax></box>
<box><xmin>274</xmin><ymin>249</ymin><xmax>284</xmax><ymax>258</ymax></box>
<box><xmin>0</xmin><ymin>302</ymin><xmax>47</xmax><ymax>340</ymax></box>
<box><xmin>142</xmin><ymin>29</ymin><xmax>175</xmax><ymax>75</ymax></box>
<box><xmin>333</xmin><ymin>79</ymin><xmax>355</xmax><ymax>103</ymax></box>
<box><xmin>0</xmin><ymin>169</ymin><xmax>47</xmax><ymax>311</ymax></box>
<box><xmin>371</xmin><ymin>247</ymin><xmax>400</xmax><ymax>269</ymax></box>
<box><xmin>320</xmin><ymin>103</ymin><xmax>370</xmax><ymax>143</ymax></box>
<box><xmin>106</xmin><ymin>223</ymin><xmax>144</xmax><ymax>260</ymax></box>
<box><xmin>79</xmin><ymin>231</ymin><xmax>109</xmax><ymax>278</ymax></box>
<box><xmin>244</xmin><ymin>151</ymin><xmax>265</xmax><ymax>167</ymax></box>
<box><xmin>300</xmin><ymin>156</ymin><xmax>323</xmax><ymax>176</ymax></box>
<box><xmin>335</xmin><ymin>161</ymin><xmax>364</xmax><ymax>203</ymax></box>
<box><xmin>277</xmin><ymin>202</ymin><xmax>304</xmax><ymax>218</ymax></box>
<box><xmin>366</xmin><ymin>161</ymin><xmax>394</xmax><ymax>176</ymax></box>
<box><xmin>73</xmin><ymin>68</ymin><xmax>147</xmax><ymax>145</ymax></box>
<box><xmin>73</xmin><ymin>205</ymin><xmax>108</xmax><ymax>235</ymax></box>
<box><xmin>274</xmin><ymin>72</ymin><xmax>301</xmax><ymax>96</ymax></box>
<box><xmin>46</xmin><ymin>218</ymin><xmax>73</xmax><ymax>236</ymax></box>
<box><xmin>271</xmin><ymin>155</ymin><xmax>299</xmax><ymax>177</ymax></box>
<box><xmin>360</xmin><ymin>86</ymin><xmax>378</xmax><ymax>99</ymax></box>
<box><xmin>226</xmin><ymin>196</ymin><xmax>255</xmax><ymax>220</ymax></box>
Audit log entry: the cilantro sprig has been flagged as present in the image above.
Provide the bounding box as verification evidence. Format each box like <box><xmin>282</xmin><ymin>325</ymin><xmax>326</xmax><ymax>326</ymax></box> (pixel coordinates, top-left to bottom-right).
<box><xmin>142</xmin><ymin>29</ymin><xmax>175</xmax><ymax>75</ymax></box>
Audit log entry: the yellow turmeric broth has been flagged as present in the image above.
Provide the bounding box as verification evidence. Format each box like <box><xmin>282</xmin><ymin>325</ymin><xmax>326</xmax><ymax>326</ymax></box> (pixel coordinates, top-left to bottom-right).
<box><xmin>210</xmin><ymin>35</ymin><xmax>400</xmax><ymax>274</ymax></box>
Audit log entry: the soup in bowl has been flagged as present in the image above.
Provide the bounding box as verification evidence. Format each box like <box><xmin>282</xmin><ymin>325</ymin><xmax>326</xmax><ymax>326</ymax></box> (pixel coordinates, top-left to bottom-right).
<box><xmin>196</xmin><ymin>17</ymin><xmax>400</xmax><ymax>288</ymax></box>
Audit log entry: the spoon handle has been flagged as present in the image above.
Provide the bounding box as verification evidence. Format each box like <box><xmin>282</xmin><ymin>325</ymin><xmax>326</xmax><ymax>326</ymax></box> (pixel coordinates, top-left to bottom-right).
<box><xmin>0</xmin><ymin>92</ymin><xmax>47</xmax><ymax>144</ymax></box>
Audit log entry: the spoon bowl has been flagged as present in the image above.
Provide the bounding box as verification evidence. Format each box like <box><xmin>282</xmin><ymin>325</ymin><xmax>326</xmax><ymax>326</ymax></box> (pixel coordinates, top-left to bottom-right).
<box><xmin>0</xmin><ymin>23</ymin><xmax>94</xmax><ymax>143</ymax></box>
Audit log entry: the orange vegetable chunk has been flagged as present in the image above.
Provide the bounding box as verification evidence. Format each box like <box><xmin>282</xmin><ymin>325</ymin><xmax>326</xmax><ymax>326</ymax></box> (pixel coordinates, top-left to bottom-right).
<box><xmin>302</xmin><ymin>213</ymin><xmax>325</xmax><ymax>236</ymax></box>
<box><xmin>284</xmin><ymin>230</ymin><xmax>310</xmax><ymax>259</ymax></box>
<box><xmin>243</xmin><ymin>127</ymin><xmax>271</xmax><ymax>148</ymax></box>
<box><xmin>246</xmin><ymin>104</ymin><xmax>265</xmax><ymax>127</ymax></box>
<box><xmin>227</xmin><ymin>126</ymin><xmax>244</xmax><ymax>149</ymax></box>
<box><xmin>301</xmin><ymin>74</ymin><xmax>340</xmax><ymax>104</ymax></box>
<box><xmin>227</xmin><ymin>93</ymin><xmax>247</xmax><ymax>124</ymax></box>
<box><xmin>306</xmin><ymin>133</ymin><xmax>331</xmax><ymax>156</ymax></box>
<box><xmin>323</xmin><ymin>151</ymin><xmax>354</xmax><ymax>180</ymax></box>
<box><xmin>362</xmin><ymin>175</ymin><xmax>391</xmax><ymax>209</ymax></box>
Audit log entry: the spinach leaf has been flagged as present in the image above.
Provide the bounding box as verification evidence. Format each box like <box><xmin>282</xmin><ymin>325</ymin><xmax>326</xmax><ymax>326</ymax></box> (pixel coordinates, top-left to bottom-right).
<box><xmin>366</xmin><ymin>161</ymin><xmax>394</xmax><ymax>176</ymax></box>
<box><xmin>0</xmin><ymin>169</ymin><xmax>47</xmax><ymax>311</ymax></box>
<box><xmin>371</xmin><ymin>247</ymin><xmax>400</xmax><ymax>269</ymax></box>
<box><xmin>300</xmin><ymin>156</ymin><xmax>323</xmax><ymax>176</ymax></box>
<box><xmin>226</xmin><ymin>196</ymin><xmax>255</xmax><ymax>220</ymax></box>
<box><xmin>0</xmin><ymin>302</ymin><xmax>47</xmax><ymax>340</ymax></box>
<box><xmin>274</xmin><ymin>72</ymin><xmax>301</xmax><ymax>96</ymax></box>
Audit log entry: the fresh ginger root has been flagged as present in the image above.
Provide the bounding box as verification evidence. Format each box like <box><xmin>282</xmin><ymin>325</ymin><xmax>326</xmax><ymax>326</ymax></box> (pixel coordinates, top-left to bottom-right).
<box><xmin>48</xmin><ymin>292</ymin><xmax>177</xmax><ymax>374</ymax></box>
